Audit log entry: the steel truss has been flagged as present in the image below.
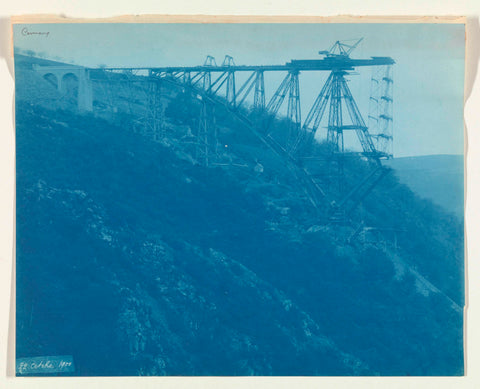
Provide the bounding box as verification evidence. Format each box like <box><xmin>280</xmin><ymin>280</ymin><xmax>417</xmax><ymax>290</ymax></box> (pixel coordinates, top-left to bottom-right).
<box><xmin>90</xmin><ymin>44</ymin><xmax>395</xmax><ymax>221</ymax></box>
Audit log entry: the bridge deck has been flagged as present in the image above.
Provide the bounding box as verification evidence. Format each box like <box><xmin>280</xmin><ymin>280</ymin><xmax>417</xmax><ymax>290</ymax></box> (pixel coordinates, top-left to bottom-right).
<box><xmin>94</xmin><ymin>57</ymin><xmax>395</xmax><ymax>73</ymax></box>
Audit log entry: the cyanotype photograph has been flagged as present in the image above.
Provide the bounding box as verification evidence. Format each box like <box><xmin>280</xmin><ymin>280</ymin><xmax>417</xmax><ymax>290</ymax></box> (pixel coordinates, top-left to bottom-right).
<box><xmin>13</xmin><ymin>19</ymin><xmax>465</xmax><ymax>376</ymax></box>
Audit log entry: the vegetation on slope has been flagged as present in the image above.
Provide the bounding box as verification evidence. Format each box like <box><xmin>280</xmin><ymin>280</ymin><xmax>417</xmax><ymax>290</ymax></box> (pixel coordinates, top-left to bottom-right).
<box><xmin>15</xmin><ymin>56</ymin><xmax>464</xmax><ymax>376</ymax></box>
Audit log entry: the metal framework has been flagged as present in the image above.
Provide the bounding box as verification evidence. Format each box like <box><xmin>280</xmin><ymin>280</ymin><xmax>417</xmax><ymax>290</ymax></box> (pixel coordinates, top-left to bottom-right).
<box><xmin>89</xmin><ymin>41</ymin><xmax>395</xmax><ymax>221</ymax></box>
<box><xmin>368</xmin><ymin>65</ymin><xmax>394</xmax><ymax>157</ymax></box>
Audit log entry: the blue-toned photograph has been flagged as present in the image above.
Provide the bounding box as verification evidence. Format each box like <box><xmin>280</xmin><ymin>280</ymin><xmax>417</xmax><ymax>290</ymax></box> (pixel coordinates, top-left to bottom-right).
<box><xmin>13</xmin><ymin>21</ymin><xmax>465</xmax><ymax>376</ymax></box>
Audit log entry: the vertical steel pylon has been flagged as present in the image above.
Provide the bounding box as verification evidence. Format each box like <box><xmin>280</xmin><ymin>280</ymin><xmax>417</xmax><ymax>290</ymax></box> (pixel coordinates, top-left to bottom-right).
<box><xmin>226</xmin><ymin>70</ymin><xmax>236</xmax><ymax>106</ymax></box>
<box><xmin>328</xmin><ymin>72</ymin><xmax>345</xmax><ymax>195</ymax></box>
<box><xmin>196</xmin><ymin>99</ymin><xmax>209</xmax><ymax>167</ymax></box>
<box><xmin>145</xmin><ymin>80</ymin><xmax>164</xmax><ymax>141</ymax></box>
<box><xmin>327</xmin><ymin>71</ymin><xmax>345</xmax><ymax>154</ymax></box>
<box><xmin>196</xmin><ymin>98</ymin><xmax>218</xmax><ymax>167</ymax></box>
<box><xmin>286</xmin><ymin>70</ymin><xmax>301</xmax><ymax>152</ymax></box>
<box><xmin>254</xmin><ymin>70</ymin><xmax>265</xmax><ymax>110</ymax></box>
<box><xmin>300</xmin><ymin>68</ymin><xmax>379</xmax><ymax>159</ymax></box>
<box><xmin>297</xmin><ymin>68</ymin><xmax>383</xmax><ymax>206</ymax></box>
<box><xmin>264</xmin><ymin>70</ymin><xmax>302</xmax><ymax>153</ymax></box>
<box><xmin>203</xmin><ymin>71</ymin><xmax>212</xmax><ymax>91</ymax></box>
<box><xmin>222</xmin><ymin>55</ymin><xmax>236</xmax><ymax>107</ymax></box>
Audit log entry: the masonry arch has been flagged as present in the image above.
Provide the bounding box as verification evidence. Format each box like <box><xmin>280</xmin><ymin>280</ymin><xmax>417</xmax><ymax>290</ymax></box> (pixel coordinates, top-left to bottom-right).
<box><xmin>43</xmin><ymin>73</ymin><xmax>58</xmax><ymax>89</ymax></box>
<box><xmin>62</xmin><ymin>72</ymin><xmax>79</xmax><ymax>100</ymax></box>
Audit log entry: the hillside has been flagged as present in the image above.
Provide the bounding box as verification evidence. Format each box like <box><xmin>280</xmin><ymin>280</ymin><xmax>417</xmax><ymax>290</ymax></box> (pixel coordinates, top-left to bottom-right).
<box><xmin>386</xmin><ymin>155</ymin><xmax>464</xmax><ymax>219</ymax></box>
<box><xmin>15</xmin><ymin>55</ymin><xmax>464</xmax><ymax>376</ymax></box>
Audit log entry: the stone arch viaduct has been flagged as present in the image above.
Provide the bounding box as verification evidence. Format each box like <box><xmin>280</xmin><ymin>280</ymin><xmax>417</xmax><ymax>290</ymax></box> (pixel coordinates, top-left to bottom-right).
<box><xmin>33</xmin><ymin>64</ymin><xmax>93</xmax><ymax>111</ymax></box>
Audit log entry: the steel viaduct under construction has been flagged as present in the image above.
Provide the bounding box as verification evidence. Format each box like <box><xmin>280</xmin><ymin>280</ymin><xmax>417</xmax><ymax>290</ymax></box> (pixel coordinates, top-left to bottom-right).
<box><xmin>35</xmin><ymin>39</ymin><xmax>395</xmax><ymax>225</ymax></box>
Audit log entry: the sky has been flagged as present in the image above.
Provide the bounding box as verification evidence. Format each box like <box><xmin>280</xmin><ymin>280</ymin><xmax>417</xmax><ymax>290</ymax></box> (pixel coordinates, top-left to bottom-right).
<box><xmin>12</xmin><ymin>23</ymin><xmax>465</xmax><ymax>157</ymax></box>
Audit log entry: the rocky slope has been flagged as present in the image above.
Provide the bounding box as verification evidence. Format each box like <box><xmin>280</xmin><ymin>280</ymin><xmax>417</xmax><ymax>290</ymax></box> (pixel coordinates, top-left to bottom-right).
<box><xmin>15</xmin><ymin>55</ymin><xmax>464</xmax><ymax>376</ymax></box>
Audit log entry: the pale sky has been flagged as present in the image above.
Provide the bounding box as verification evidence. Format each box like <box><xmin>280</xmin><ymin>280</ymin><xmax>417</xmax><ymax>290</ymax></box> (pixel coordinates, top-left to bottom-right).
<box><xmin>13</xmin><ymin>23</ymin><xmax>465</xmax><ymax>157</ymax></box>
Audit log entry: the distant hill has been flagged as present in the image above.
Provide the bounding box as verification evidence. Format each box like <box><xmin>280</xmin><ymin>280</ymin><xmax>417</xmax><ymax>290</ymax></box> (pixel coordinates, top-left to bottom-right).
<box><xmin>385</xmin><ymin>155</ymin><xmax>464</xmax><ymax>219</ymax></box>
